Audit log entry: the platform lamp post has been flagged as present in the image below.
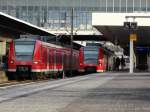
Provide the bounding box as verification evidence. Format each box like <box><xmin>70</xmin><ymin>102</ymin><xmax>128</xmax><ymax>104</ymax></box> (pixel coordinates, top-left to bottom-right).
<box><xmin>124</xmin><ymin>21</ymin><xmax>137</xmax><ymax>73</ymax></box>
<box><xmin>65</xmin><ymin>8</ymin><xmax>79</xmax><ymax>76</ymax></box>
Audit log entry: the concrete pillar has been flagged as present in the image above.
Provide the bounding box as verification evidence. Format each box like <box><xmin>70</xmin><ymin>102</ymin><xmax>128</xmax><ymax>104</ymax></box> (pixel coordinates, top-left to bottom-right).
<box><xmin>130</xmin><ymin>40</ymin><xmax>134</xmax><ymax>73</ymax></box>
<box><xmin>0</xmin><ymin>40</ymin><xmax>8</xmax><ymax>82</ymax></box>
<box><xmin>129</xmin><ymin>33</ymin><xmax>137</xmax><ymax>74</ymax></box>
<box><xmin>0</xmin><ymin>40</ymin><xmax>6</xmax><ymax>56</ymax></box>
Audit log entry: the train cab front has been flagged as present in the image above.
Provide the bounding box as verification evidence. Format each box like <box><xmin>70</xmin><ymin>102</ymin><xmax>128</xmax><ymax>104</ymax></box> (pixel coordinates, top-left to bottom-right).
<box><xmin>79</xmin><ymin>46</ymin><xmax>105</xmax><ymax>73</ymax></box>
<box><xmin>82</xmin><ymin>47</ymin><xmax>99</xmax><ymax>73</ymax></box>
<box><xmin>8</xmin><ymin>39</ymin><xmax>36</xmax><ymax>74</ymax></box>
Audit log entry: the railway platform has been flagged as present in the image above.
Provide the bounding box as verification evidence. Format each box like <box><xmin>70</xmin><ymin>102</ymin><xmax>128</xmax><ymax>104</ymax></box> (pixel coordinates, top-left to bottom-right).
<box><xmin>0</xmin><ymin>72</ymin><xmax>149</xmax><ymax>112</ymax></box>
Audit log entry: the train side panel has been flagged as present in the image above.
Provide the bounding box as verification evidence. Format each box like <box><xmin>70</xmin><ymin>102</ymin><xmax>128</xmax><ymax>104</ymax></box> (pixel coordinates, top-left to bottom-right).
<box><xmin>8</xmin><ymin>40</ymin><xmax>16</xmax><ymax>72</ymax></box>
<box><xmin>97</xmin><ymin>48</ymin><xmax>104</xmax><ymax>72</ymax></box>
<box><xmin>55</xmin><ymin>49</ymin><xmax>63</xmax><ymax>73</ymax></box>
<box><xmin>79</xmin><ymin>48</ymin><xmax>85</xmax><ymax>72</ymax></box>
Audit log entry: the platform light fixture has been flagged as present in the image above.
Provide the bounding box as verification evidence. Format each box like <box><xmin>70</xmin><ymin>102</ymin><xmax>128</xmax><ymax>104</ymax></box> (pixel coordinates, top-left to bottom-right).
<box><xmin>130</xmin><ymin>22</ymin><xmax>137</xmax><ymax>30</ymax></box>
<box><xmin>124</xmin><ymin>22</ymin><xmax>131</xmax><ymax>29</ymax></box>
<box><xmin>124</xmin><ymin>22</ymin><xmax>137</xmax><ymax>30</ymax></box>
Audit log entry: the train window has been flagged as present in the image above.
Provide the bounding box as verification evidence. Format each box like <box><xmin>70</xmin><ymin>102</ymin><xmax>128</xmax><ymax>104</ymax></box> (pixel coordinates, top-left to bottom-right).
<box><xmin>83</xmin><ymin>49</ymin><xmax>99</xmax><ymax>64</ymax></box>
<box><xmin>15</xmin><ymin>44</ymin><xmax>34</xmax><ymax>55</ymax></box>
<box><xmin>84</xmin><ymin>50</ymin><xmax>99</xmax><ymax>60</ymax></box>
<box><xmin>56</xmin><ymin>51</ymin><xmax>62</xmax><ymax>65</ymax></box>
<box><xmin>14</xmin><ymin>41</ymin><xmax>35</xmax><ymax>61</ymax></box>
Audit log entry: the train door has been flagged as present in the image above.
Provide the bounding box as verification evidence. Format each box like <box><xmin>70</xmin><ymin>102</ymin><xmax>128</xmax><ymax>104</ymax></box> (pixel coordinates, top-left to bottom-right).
<box><xmin>57</xmin><ymin>50</ymin><xmax>62</xmax><ymax>72</ymax></box>
<box><xmin>61</xmin><ymin>50</ymin><xmax>65</xmax><ymax>77</ymax></box>
<box><xmin>49</xmin><ymin>49</ymin><xmax>54</xmax><ymax>74</ymax></box>
<box><xmin>63</xmin><ymin>50</ymin><xmax>67</xmax><ymax>73</ymax></box>
<box><xmin>65</xmin><ymin>50</ymin><xmax>70</xmax><ymax>71</ymax></box>
<box><xmin>47</xmin><ymin>48</ymin><xmax>49</xmax><ymax>72</ymax></box>
<box><xmin>62</xmin><ymin>51</ymin><xmax>64</xmax><ymax>72</ymax></box>
<box><xmin>41</xmin><ymin>46</ymin><xmax>47</xmax><ymax>70</ymax></box>
<box><xmin>55</xmin><ymin>50</ymin><xmax>62</xmax><ymax>73</ymax></box>
<box><xmin>74</xmin><ymin>53</ymin><xmax>78</xmax><ymax>70</ymax></box>
<box><xmin>73</xmin><ymin>53</ymin><xmax>77</xmax><ymax>71</ymax></box>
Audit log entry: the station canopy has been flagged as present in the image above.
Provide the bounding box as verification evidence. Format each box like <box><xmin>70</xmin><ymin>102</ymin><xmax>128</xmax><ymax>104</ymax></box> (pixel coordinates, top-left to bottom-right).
<box><xmin>0</xmin><ymin>12</ymin><xmax>82</xmax><ymax>49</ymax></box>
<box><xmin>0</xmin><ymin>12</ymin><xmax>55</xmax><ymax>39</ymax></box>
<box><xmin>92</xmin><ymin>13</ymin><xmax>150</xmax><ymax>48</ymax></box>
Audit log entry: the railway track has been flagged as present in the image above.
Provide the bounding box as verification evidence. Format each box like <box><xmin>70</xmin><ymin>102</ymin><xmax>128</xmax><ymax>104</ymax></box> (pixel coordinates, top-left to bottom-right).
<box><xmin>0</xmin><ymin>73</ymin><xmax>85</xmax><ymax>88</ymax></box>
<box><xmin>0</xmin><ymin>79</ymin><xmax>50</xmax><ymax>88</ymax></box>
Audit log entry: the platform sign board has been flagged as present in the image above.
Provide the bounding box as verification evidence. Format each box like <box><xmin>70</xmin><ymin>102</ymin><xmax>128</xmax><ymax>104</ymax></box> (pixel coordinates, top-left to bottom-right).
<box><xmin>130</xmin><ymin>34</ymin><xmax>137</xmax><ymax>41</ymax></box>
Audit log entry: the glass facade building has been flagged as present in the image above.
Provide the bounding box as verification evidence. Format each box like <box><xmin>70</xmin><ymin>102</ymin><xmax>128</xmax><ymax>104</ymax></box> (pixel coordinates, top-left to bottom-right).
<box><xmin>0</xmin><ymin>0</ymin><xmax>150</xmax><ymax>30</ymax></box>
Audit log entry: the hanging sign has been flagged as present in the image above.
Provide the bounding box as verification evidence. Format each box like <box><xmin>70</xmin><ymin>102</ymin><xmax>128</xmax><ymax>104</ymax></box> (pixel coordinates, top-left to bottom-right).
<box><xmin>130</xmin><ymin>34</ymin><xmax>137</xmax><ymax>41</ymax></box>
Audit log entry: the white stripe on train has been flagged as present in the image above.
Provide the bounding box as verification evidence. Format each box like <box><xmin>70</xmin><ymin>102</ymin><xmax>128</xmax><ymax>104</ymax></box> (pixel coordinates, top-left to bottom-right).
<box><xmin>8</xmin><ymin>69</ymin><xmax>63</xmax><ymax>72</ymax></box>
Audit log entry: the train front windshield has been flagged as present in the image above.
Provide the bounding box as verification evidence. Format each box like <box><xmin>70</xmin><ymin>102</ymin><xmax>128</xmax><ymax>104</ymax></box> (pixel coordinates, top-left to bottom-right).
<box><xmin>84</xmin><ymin>47</ymin><xmax>99</xmax><ymax>65</ymax></box>
<box><xmin>14</xmin><ymin>41</ymin><xmax>35</xmax><ymax>61</ymax></box>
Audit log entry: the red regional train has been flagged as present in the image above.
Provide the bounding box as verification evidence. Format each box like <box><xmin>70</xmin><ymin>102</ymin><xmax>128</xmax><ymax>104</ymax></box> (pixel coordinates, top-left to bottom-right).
<box><xmin>79</xmin><ymin>43</ymin><xmax>115</xmax><ymax>73</ymax></box>
<box><xmin>7</xmin><ymin>37</ymin><xmax>79</xmax><ymax>80</ymax></box>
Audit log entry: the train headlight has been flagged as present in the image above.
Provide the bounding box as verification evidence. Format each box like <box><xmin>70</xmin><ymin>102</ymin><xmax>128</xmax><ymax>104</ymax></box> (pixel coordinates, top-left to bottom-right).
<box><xmin>98</xmin><ymin>59</ymin><xmax>102</xmax><ymax>65</ymax></box>
<box><xmin>33</xmin><ymin>61</ymin><xmax>39</xmax><ymax>64</ymax></box>
<box><xmin>99</xmin><ymin>59</ymin><xmax>102</xmax><ymax>62</ymax></box>
<box><xmin>10</xmin><ymin>60</ymin><xmax>14</xmax><ymax>64</ymax></box>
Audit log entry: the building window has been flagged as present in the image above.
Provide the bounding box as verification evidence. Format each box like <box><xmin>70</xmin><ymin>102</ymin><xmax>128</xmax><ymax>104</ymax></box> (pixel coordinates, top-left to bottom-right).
<box><xmin>147</xmin><ymin>0</ymin><xmax>150</xmax><ymax>11</ymax></box>
<box><xmin>59</xmin><ymin>12</ymin><xmax>67</xmax><ymax>28</ymax></box>
<box><xmin>100</xmin><ymin>0</ymin><xmax>107</xmax><ymax>12</ymax></box>
<box><xmin>121</xmin><ymin>0</ymin><xmax>127</xmax><ymax>12</ymax></box>
<box><xmin>134</xmin><ymin>0</ymin><xmax>141</xmax><ymax>12</ymax></box>
<box><xmin>114</xmin><ymin>0</ymin><xmax>120</xmax><ymax>12</ymax></box>
<box><xmin>141</xmin><ymin>0</ymin><xmax>147</xmax><ymax>11</ymax></box>
<box><xmin>127</xmin><ymin>0</ymin><xmax>133</xmax><ymax>12</ymax></box>
<box><xmin>107</xmin><ymin>0</ymin><xmax>113</xmax><ymax>12</ymax></box>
